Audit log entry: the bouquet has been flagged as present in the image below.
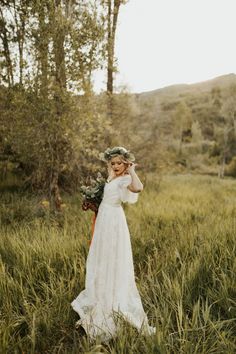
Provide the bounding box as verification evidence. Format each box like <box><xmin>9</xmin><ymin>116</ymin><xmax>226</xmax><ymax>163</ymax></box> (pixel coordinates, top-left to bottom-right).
<box><xmin>80</xmin><ymin>172</ymin><xmax>106</xmax><ymax>215</ymax></box>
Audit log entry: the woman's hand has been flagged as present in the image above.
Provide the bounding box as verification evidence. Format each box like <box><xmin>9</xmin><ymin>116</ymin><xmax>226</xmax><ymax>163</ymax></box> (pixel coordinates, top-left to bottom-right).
<box><xmin>126</xmin><ymin>162</ymin><xmax>138</xmax><ymax>175</ymax></box>
<box><xmin>126</xmin><ymin>162</ymin><xmax>143</xmax><ymax>192</ymax></box>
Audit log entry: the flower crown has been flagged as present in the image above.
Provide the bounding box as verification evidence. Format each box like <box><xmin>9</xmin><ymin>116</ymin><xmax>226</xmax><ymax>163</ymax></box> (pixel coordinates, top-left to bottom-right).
<box><xmin>99</xmin><ymin>146</ymin><xmax>135</xmax><ymax>162</ymax></box>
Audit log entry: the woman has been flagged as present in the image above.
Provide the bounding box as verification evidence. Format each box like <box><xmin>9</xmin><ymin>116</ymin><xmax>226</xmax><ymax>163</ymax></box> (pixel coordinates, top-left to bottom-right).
<box><xmin>71</xmin><ymin>146</ymin><xmax>156</xmax><ymax>341</ymax></box>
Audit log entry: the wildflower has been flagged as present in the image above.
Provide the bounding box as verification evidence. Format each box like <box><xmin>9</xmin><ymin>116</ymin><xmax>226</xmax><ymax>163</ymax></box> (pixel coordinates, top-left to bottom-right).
<box><xmin>41</xmin><ymin>200</ymin><xmax>50</xmax><ymax>208</ymax></box>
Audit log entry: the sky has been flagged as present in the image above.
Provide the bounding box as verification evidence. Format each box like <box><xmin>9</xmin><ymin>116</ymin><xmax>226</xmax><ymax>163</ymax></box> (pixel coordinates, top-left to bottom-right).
<box><xmin>93</xmin><ymin>0</ymin><xmax>236</xmax><ymax>93</ymax></box>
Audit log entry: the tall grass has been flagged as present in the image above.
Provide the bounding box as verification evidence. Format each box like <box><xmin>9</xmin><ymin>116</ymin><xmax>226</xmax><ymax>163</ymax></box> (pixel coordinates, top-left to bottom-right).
<box><xmin>0</xmin><ymin>174</ymin><xmax>236</xmax><ymax>353</ymax></box>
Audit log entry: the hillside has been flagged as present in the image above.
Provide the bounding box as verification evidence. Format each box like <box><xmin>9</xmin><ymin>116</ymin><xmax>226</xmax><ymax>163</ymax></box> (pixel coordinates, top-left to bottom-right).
<box><xmin>137</xmin><ymin>73</ymin><xmax>236</xmax><ymax>99</ymax></box>
<box><xmin>122</xmin><ymin>73</ymin><xmax>236</xmax><ymax>174</ymax></box>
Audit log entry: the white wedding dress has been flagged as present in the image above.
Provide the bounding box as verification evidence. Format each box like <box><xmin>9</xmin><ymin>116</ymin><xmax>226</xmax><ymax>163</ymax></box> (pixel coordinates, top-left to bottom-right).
<box><xmin>71</xmin><ymin>174</ymin><xmax>156</xmax><ymax>341</ymax></box>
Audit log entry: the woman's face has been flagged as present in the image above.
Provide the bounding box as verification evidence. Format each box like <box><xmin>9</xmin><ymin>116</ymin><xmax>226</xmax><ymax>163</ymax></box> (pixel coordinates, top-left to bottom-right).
<box><xmin>110</xmin><ymin>156</ymin><xmax>127</xmax><ymax>177</ymax></box>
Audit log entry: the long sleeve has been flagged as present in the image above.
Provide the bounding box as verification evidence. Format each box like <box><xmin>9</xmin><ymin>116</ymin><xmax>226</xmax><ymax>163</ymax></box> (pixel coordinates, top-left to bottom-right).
<box><xmin>118</xmin><ymin>175</ymin><xmax>139</xmax><ymax>204</ymax></box>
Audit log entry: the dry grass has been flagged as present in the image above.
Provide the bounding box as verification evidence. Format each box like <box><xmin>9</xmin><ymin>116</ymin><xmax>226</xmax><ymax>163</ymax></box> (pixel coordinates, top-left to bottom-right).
<box><xmin>0</xmin><ymin>174</ymin><xmax>236</xmax><ymax>353</ymax></box>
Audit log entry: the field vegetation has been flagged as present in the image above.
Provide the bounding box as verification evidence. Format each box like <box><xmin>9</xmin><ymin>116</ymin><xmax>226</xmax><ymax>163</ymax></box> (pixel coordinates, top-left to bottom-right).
<box><xmin>1</xmin><ymin>2</ymin><xmax>236</xmax><ymax>352</ymax></box>
<box><xmin>1</xmin><ymin>174</ymin><xmax>236</xmax><ymax>353</ymax></box>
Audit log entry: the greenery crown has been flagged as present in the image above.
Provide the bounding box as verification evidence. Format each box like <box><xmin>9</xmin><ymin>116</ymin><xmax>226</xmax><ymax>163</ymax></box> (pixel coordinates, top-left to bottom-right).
<box><xmin>99</xmin><ymin>146</ymin><xmax>135</xmax><ymax>162</ymax></box>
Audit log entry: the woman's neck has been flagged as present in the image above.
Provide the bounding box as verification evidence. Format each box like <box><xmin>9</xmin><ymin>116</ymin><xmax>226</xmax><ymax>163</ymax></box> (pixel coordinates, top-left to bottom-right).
<box><xmin>108</xmin><ymin>172</ymin><xmax>128</xmax><ymax>182</ymax></box>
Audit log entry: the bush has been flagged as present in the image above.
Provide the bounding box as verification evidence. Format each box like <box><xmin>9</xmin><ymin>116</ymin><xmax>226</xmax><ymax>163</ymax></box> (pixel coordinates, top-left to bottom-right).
<box><xmin>225</xmin><ymin>156</ymin><xmax>236</xmax><ymax>177</ymax></box>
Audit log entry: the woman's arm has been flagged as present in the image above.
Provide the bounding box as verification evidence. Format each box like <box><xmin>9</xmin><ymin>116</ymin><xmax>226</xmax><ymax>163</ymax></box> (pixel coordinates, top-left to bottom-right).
<box><xmin>126</xmin><ymin>163</ymin><xmax>143</xmax><ymax>193</ymax></box>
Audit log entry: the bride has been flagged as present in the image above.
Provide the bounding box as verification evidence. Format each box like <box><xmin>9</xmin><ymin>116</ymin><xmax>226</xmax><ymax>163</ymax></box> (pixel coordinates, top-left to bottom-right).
<box><xmin>71</xmin><ymin>146</ymin><xmax>156</xmax><ymax>341</ymax></box>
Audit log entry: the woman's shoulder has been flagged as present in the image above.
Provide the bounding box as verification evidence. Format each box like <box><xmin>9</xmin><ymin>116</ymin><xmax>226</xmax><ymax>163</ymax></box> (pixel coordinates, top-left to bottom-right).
<box><xmin>120</xmin><ymin>173</ymin><xmax>131</xmax><ymax>180</ymax></box>
<box><xmin>123</xmin><ymin>173</ymin><xmax>131</xmax><ymax>179</ymax></box>
<box><xmin>118</xmin><ymin>174</ymin><xmax>131</xmax><ymax>186</ymax></box>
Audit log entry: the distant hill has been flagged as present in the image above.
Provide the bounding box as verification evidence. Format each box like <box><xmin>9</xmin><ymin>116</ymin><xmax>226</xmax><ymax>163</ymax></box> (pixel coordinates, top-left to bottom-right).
<box><xmin>131</xmin><ymin>73</ymin><xmax>236</xmax><ymax>134</ymax></box>
<box><xmin>136</xmin><ymin>73</ymin><xmax>236</xmax><ymax>98</ymax></box>
<box><xmin>132</xmin><ymin>74</ymin><xmax>236</xmax><ymax>139</ymax></box>
<box><xmin>124</xmin><ymin>73</ymin><xmax>236</xmax><ymax>173</ymax></box>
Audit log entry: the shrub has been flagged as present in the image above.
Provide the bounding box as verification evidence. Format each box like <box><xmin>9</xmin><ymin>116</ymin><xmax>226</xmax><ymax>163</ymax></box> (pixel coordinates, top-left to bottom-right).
<box><xmin>225</xmin><ymin>156</ymin><xmax>236</xmax><ymax>177</ymax></box>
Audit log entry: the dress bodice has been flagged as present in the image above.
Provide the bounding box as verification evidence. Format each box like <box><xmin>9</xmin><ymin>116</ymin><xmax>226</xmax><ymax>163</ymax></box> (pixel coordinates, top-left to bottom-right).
<box><xmin>100</xmin><ymin>174</ymin><xmax>138</xmax><ymax>208</ymax></box>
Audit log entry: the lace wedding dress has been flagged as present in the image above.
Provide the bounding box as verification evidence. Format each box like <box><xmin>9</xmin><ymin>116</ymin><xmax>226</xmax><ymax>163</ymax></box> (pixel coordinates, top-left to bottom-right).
<box><xmin>71</xmin><ymin>174</ymin><xmax>156</xmax><ymax>341</ymax></box>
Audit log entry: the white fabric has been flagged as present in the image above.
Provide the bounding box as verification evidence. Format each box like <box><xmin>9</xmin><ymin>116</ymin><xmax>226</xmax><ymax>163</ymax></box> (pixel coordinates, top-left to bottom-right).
<box><xmin>118</xmin><ymin>174</ymin><xmax>139</xmax><ymax>204</ymax></box>
<box><xmin>71</xmin><ymin>174</ymin><xmax>156</xmax><ymax>341</ymax></box>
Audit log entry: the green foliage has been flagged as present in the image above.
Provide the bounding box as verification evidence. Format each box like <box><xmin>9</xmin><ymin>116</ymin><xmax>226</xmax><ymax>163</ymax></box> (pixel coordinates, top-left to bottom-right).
<box><xmin>225</xmin><ymin>156</ymin><xmax>236</xmax><ymax>177</ymax></box>
<box><xmin>0</xmin><ymin>85</ymin><xmax>110</xmax><ymax>192</ymax></box>
<box><xmin>0</xmin><ymin>174</ymin><xmax>236</xmax><ymax>352</ymax></box>
<box><xmin>0</xmin><ymin>0</ymin><xmax>111</xmax><ymax>198</ymax></box>
<box><xmin>173</xmin><ymin>101</ymin><xmax>193</xmax><ymax>136</ymax></box>
<box><xmin>125</xmin><ymin>75</ymin><xmax>236</xmax><ymax>174</ymax></box>
<box><xmin>191</xmin><ymin>120</ymin><xmax>203</xmax><ymax>145</ymax></box>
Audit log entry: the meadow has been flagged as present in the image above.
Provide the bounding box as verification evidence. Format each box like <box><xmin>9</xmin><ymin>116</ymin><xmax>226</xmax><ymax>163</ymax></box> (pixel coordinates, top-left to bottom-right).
<box><xmin>0</xmin><ymin>174</ymin><xmax>236</xmax><ymax>353</ymax></box>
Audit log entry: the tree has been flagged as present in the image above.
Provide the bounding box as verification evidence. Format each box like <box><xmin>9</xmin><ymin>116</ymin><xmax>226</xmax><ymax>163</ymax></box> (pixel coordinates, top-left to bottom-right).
<box><xmin>218</xmin><ymin>86</ymin><xmax>236</xmax><ymax>178</ymax></box>
<box><xmin>105</xmin><ymin>0</ymin><xmax>122</xmax><ymax>95</ymax></box>
<box><xmin>101</xmin><ymin>0</ymin><xmax>127</xmax><ymax>119</ymax></box>
<box><xmin>12</xmin><ymin>0</ymin><xmax>30</xmax><ymax>85</ymax></box>
<box><xmin>0</xmin><ymin>5</ymin><xmax>14</xmax><ymax>87</ymax></box>
<box><xmin>173</xmin><ymin>101</ymin><xmax>192</xmax><ymax>155</ymax></box>
<box><xmin>191</xmin><ymin>120</ymin><xmax>203</xmax><ymax>152</ymax></box>
<box><xmin>0</xmin><ymin>0</ymin><xmax>109</xmax><ymax>210</ymax></box>
<box><xmin>211</xmin><ymin>86</ymin><xmax>222</xmax><ymax>110</ymax></box>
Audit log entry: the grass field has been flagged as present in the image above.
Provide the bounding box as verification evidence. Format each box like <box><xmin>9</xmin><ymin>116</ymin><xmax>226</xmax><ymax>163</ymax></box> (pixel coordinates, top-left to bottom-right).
<box><xmin>0</xmin><ymin>174</ymin><xmax>236</xmax><ymax>353</ymax></box>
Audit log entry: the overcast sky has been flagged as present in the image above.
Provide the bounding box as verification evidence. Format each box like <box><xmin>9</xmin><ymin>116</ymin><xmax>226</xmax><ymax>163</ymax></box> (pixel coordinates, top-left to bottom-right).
<box><xmin>93</xmin><ymin>0</ymin><xmax>236</xmax><ymax>93</ymax></box>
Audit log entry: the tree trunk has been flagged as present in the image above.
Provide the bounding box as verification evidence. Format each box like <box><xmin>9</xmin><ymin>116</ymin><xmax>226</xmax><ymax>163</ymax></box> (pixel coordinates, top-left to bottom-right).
<box><xmin>0</xmin><ymin>8</ymin><xmax>14</xmax><ymax>87</ymax></box>
<box><xmin>107</xmin><ymin>0</ymin><xmax>121</xmax><ymax>94</ymax></box>
<box><xmin>106</xmin><ymin>0</ymin><xmax>121</xmax><ymax>118</ymax></box>
<box><xmin>38</xmin><ymin>3</ymin><xmax>49</xmax><ymax>98</ymax></box>
<box><xmin>48</xmin><ymin>0</ymin><xmax>67</xmax><ymax>211</ymax></box>
<box><xmin>50</xmin><ymin>170</ymin><xmax>62</xmax><ymax>211</ymax></box>
<box><xmin>53</xmin><ymin>0</ymin><xmax>67</xmax><ymax>90</ymax></box>
<box><xmin>13</xmin><ymin>0</ymin><xmax>26</xmax><ymax>86</ymax></box>
<box><xmin>107</xmin><ymin>0</ymin><xmax>113</xmax><ymax>95</ymax></box>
